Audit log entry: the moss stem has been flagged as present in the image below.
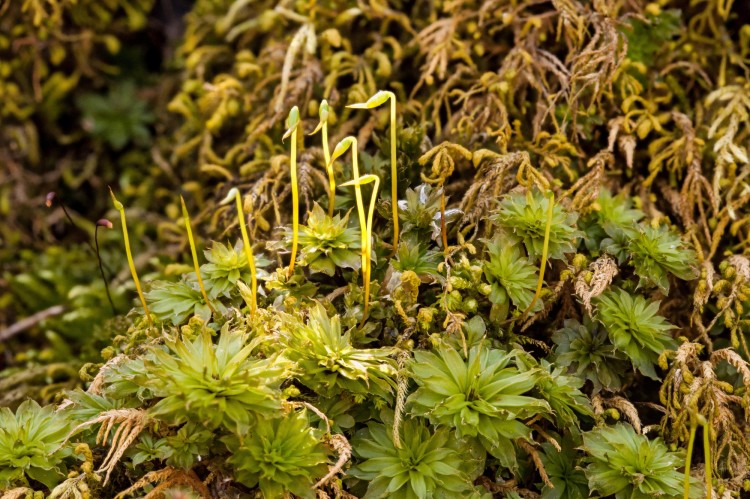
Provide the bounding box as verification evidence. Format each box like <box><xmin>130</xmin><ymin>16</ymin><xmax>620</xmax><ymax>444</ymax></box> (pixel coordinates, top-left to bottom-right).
<box><xmin>285</xmin><ymin>106</ymin><xmax>301</xmax><ymax>277</ymax></box>
<box><xmin>703</xmin><ymin>418</ymin><xmax>712</xmax><ymax>499</ymax></box>
<box><xmin>234</xmin><ymin>189</ymin><xmax>258</xmax><ymax>317</ymax></box>
<box><xmin>389</xmin><ymin>94</ymin><xmax>399</xmax><ymax>254</ymax></box>
<box><xmin>362</xmin><ymin>174</ymin><xmax>380</xmax><ymax>327</ymax></box>
<box><xmin>684</xmin><ymin>419</ymin><xmax>697</xmax><ymax>499</ymax></box>
<box><xmin>109</xmin><ymin>188</ymin><xmax>152</xmax><ymax>326</ymax></box>
<box><xmin>180</xmin><ymin>196</ymin><xmax>215</xmax><ymax>316</ymax></box>
<box><xmin>289</xmin><ymin>130</ymin><xmax>299</xmax><ymax>276</ymax></box>
<box><xmin>522</xmin><ymin>190</ymin><xmax>554</xmax><ymax>319</ymax></box>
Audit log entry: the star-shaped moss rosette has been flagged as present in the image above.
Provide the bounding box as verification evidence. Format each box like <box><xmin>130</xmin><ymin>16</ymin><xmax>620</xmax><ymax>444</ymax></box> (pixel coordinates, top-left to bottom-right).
<box><xmin>595</xmin><ymin>288</ymin><xmax>677</xmax><ymax>380</ymax></box>
<box><xmin>582</xmin><ymin>423</ymin><xmax>701</xmax><ymax>499</ymax></box>
<box><xmin>278</xmin><ymin>303</ymin><xmax>396</xmax><ymax>399</ymax></box>
<box><xmin>0</xmin><ymin>400</ymin><xmax>72</xmax><ymax>489</ymax></box>
<box><xmin>224</xmin><ymin>409</ymin><xmax>329</xmax><ymax>499</ymax></box>
<box><xmin>282</xmin><ymin>203</ymin><xmax>361</xmax><ymax>276</ymax></box>
<box><xmin>494</xmin><ymin>189</ymin><xmax>582</xmax><ymax>261</ymax></box>
<box><xmin>407</xmin><ymin>342</ymin><xmax>549</xmax><ymax>470</ymax></box>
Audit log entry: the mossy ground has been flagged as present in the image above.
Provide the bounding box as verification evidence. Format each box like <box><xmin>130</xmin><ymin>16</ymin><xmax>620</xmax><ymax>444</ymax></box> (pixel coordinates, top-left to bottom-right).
<box><xmin>2</xmin><ymin>0</ymin><xmax>750</xmax><ymax>498</ymax></box>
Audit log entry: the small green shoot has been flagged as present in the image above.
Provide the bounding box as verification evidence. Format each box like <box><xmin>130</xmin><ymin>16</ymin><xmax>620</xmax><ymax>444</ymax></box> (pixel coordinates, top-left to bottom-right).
<box><xmin>221</xmin><ymin>187</ymin><xmax>258</xmax><ymax>316</ymax></box>
<box><xmin>348</xmin><ymin>90</ymin><xmax>399</xmax><ymax>253</ymax></box>
<box><xmin>340</xmin><ymin>173</ymin><xmax>380</xmax><ymax>326</ymax></box>
<box><xmin>180</xmin><ymin>196</ymin><xmax>215</xmax><ymax>316</ymax></box>
<box><xmin>310</xmin><ymin>99</ymin><xmax>335</xmax><ymax>216</ymax></box>
<box><xmin>349</xmin><ymin>418</ymin><xmax>482</xmax><ymax>498</ymax></box>
<box><xmin>0</xmin><ymin>400</ymin><xmax>72</xmax><ymax>489</ymax></box>
<box><xmin>223</xmin><ymin>409</ymin><xmax>329</xmax><ymax>498</ymax></box>
<box><xmin>109</xmin><ymin>187</ymin><xmax>152</xmax><ymax>326</ymax></box>
<box><xmin>283</xmin><ymin>106</ymin><xmax>301</xmax><ymax>277</ymax></box>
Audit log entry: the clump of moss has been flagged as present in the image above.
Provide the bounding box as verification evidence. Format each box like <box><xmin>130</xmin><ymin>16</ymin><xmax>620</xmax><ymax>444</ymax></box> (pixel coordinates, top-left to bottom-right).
<box><xmin>4</xmin><ymin>0</ymin><xmax>750</xmax><ymax>497</ymax></box>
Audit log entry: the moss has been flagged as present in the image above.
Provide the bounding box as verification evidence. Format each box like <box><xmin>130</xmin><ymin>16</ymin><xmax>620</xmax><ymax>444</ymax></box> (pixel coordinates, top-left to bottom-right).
<box><xmin>2</xmin><ymin>0</ymin><xmax>749</xmax><ymax>497</ymax></box>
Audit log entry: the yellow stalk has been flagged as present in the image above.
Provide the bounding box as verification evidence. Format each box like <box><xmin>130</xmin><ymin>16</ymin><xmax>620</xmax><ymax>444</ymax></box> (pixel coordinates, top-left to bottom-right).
<box><xmin>323</xmin><ymin>123</ymin><xmax>334</xmax><ymax>215</ymax></box>
<box><xmin>289</xmin><ymin>133</ymin><xmax>299</xmax><ymax>276</ymax></box>
<box><xmin>522</xmin><ymin>190</ymin><xmax>554</xmax><ymax>320</ymax></box>
<box><xmin>348</xmin><ymin>90</ymin><xmax>399</xmax><ymax>253</ymax></box>
<box><xmin>389</xmin><ymin>94</ymin><xmax>398</xmax><ymax>253</ymax></box>
<box><xmin>440</xmin><ymin>188</ymin><xmax>448</xmax><ymax>255</ymax></box>
<box><xmin>180</xmin><ymin>196</ymin><xmax>215</xmax><ymax>315</ymax></box>
<box><xmin>329</xmin><ymin>137</ymin><xmax>366</xmax><ymax>274</ymax></box>
<box><xmin>109</xmin><ymin>188</ymin><xmax>152</xmax><ymax>326</ymax></box>
<box><xmin>684</xmin><ymin>418</ymin><xmax>697</xmax><ymax>499</ymax></box>
<box><xmin>235</xmin><ymin>189</ymin><xmax>258</xmax><ymax>316</ymax></box>
<box><xmin>363</xmin><ymin>174</ymin><xmax>380</xmax><ymax>326</ymax></box>
<box><xmin>341</xmin><ymin>174</ymin><xmax>380</xmax><ymax>327</ymax></box>
<box><xmin>702</xmin><ymin>415</ymin><xmax>712</xmax><ymax>499</ymax></box>
<box><xmin>310</xmin><ymin>100</ymin><xmax>335</xmax><ymax>216</ymax></box>
<box><xmin>219</xmin><ymin>187</ymin><xmax>258</xmax><ymax>316</ymax></box>
<box><xmin>284</xmin><ymin>106</ymin><xmax>301</xmax><ymax>277</ymax></box>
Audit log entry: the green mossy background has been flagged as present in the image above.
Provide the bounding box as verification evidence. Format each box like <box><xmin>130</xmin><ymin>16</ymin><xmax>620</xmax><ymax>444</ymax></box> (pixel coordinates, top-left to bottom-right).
<box><xmin>2</xmin><ymin>0</ymin><xmax>750</xmax><ymax>497</ymax></box>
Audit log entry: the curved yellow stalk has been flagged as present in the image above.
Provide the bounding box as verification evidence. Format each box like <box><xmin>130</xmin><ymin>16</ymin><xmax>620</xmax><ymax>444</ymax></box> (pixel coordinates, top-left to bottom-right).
<box><xmin>283</xmin><ymin>106</ymin><xmax>301</xmax><ymax>277</ymax></box>
<box><xmin>329</xmin><ymin>136</ymin><xmax>366</xmax><ymax>273</ymax></box>
<box><xmin>109</xmin><ymin>188</ymin><xmax>152</xmax><ymax>326</ymax></box>
<box><xmin>341</xmin><ymin>174</ymin><xmax>380</xmax><ymax>326</ymax></box>
<box><xmin>220</xmin><ymin>187</ymin><xmax>258</xmax><ymax>317</ymax></box>
<box><xmin>180</xmin><ymin>196</ymin><xmax>215</xmax><ymax>315</ymax></box>
<box><xmin>310</xmin><ymin>100</ymin><xmax>335</xmax><ymax>216</ymax></box>
<box><xmin>348</xmin><ymin>90</ymin><xmax>399</xmax><ymax>253</ymax></box>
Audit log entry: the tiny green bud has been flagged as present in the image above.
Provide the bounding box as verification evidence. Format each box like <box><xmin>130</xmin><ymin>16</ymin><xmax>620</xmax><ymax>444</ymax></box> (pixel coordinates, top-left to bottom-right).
<box><xmin>282</xmin><ymin>106</ymin><xmax>300</xmax><ymax>141</ymax></box>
